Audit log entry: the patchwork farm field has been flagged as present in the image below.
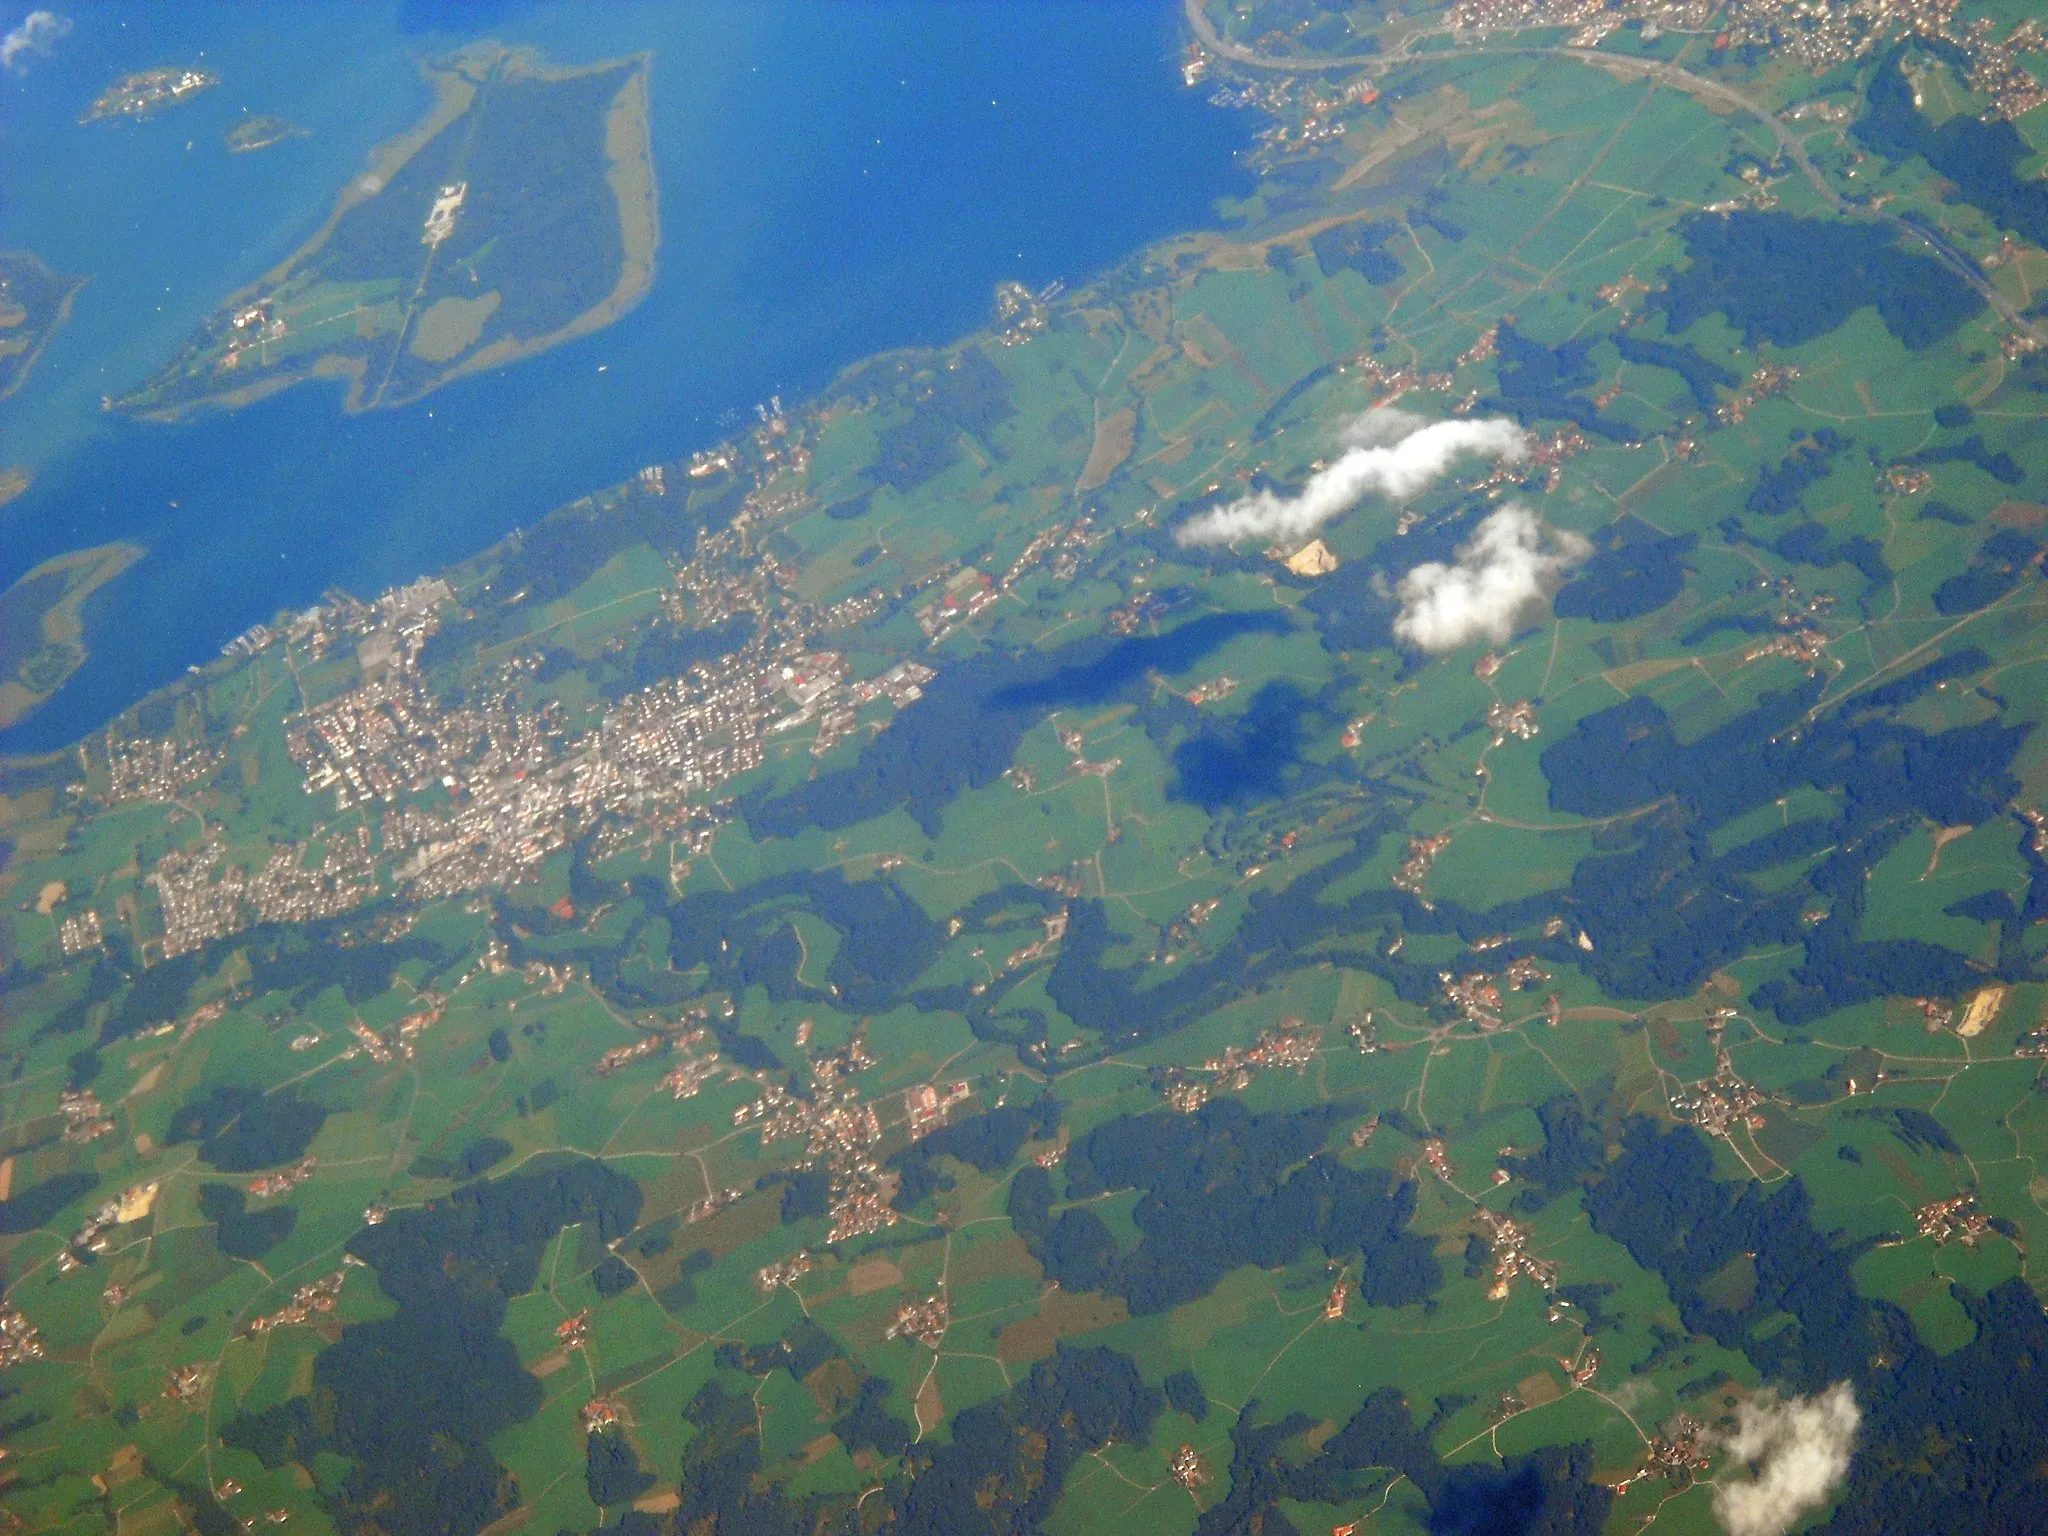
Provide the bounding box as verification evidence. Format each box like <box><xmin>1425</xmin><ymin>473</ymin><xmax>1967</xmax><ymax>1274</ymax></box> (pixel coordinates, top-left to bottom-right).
<box><xmin>7</xmin><ymin>3</ymin><xmax>2048</xmax><ymax>1533</ymax></box>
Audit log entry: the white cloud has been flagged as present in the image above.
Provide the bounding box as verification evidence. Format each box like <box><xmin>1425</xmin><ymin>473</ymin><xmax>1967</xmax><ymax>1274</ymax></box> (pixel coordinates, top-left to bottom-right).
<box><xmin>1391</xmin><ymin>503</ymin><xmax>1588</xmax><ymax>653</ymax></box>
<box><xmin>1713</xmin><ymin>1383</ymin><xmax>1861</xmax><ymax>1536</ymax></box>
<box><xmin>1</xmin><ymin>9</ymin><xmax>69</xmax><ymax>71</ymax></box>
<box><xmin>1173</xmin><ymin>408</ymin><xmax>1529</xmax><ymax>549</ymax></box>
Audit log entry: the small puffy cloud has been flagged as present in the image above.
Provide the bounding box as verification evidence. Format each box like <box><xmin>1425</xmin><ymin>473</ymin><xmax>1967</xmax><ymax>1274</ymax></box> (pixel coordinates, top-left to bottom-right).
<box><xmin>1713</xmin><ymin>1382</ymin><xmax>1861</xmax><ymax>1536</ymax></box>
<box><xmin>1173</xmin><ymin>408</ymin><xmax>1529</xmax><ymax>549</ymax></box>
<box><xmin>1391</xmin><ymin>503</ymin><xmax>1588</xmax><ymax>653</ymax></box>
<box><xmin>2</xmin><ymin>10</ymin><xmax>69</xmax><ymax>71</ymax></box>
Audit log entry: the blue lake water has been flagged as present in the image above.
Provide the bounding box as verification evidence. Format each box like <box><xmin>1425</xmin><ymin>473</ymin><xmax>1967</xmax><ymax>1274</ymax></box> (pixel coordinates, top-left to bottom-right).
<box><xmin>0</xmin><ymin>0</ymin><xmax>1250</xmax><ymax>754</ymax></box>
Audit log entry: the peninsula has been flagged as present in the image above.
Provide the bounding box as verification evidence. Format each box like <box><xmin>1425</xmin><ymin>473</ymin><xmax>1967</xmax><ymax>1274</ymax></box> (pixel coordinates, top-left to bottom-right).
<box><xmin>113</xmin><ymin>43</ymin><xmax>658</xmax><ymax>421</ymax></box>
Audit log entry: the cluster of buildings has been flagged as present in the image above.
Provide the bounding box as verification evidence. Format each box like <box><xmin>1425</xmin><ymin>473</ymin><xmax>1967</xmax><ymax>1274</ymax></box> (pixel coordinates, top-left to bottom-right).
<box><xmin>134</xmin><ymin>512</ymin><xmax>949</xmax><ymax>933</ymax></box>
<box><xmin>1594</xmin><ymin>275</ymin><xmax>1652</xmax><ymax>311</ymax></box>
<box><xmin>1936</xmin><ymin>15</ymin><xmax>2046</xmax><ymax>119</ymax></box>
<box><xmin>1158</xmin><ymin>1019</ymin><xmax>1322</xmax><ymax>1114</ymax></box>
<box><xmin>914</xmin><ymin>567</ymin><xmax>1000</xmax><ymax>644</ymax></box>
<box><xmin>1670</xmin><ymin>1043</ymin><xmax>1770</xmax><ymax>1140</ymax></box>
<box><xmin>82</xmin><ymin>66</ymin><xmax>218</xmax><ymax>123</ymax></box>
<box><xmin>1003</xmin><ymin>909</ymin><xmax>1071</xmax><ymax>974</ymax></box>
<box><xmin>904</xmin><ymin>1079</ymin><xmax>974</xmax><ymax>1141</ymax></box>
<box><xmin>1055</xmin><ymin>727</ymin><xmax>1120</xmax><ymax>786</ymax></box>
<box><xmin>688</xmin><ymin>1186</ymin><xmax>743</xmax><ymax>1225</ymax></box>
<box><xmin>289</xmin><ymin>671</ymin><xmax>514</xmax><ymax>814</ymax></box>
<box><xmin>67</xmin><ymin>1187</ymin><xmax>161</xmax><ymax>1277</ymax></box>
<box><xmin>1625</xmin><ymin>1414</ymin><xmax>1714</xmax><ymax>1491</ymax></box>
<box><xmin>1441</xmin><ymin>970</ymin><xmax>1505</xmax><ymax>1028</ymax></box>
<box><xmin>1485</xmin><ymin>698</ymin><xmax>1539</xmax><ymax>742</ymax></box>
<box><xmin>1154</xmin><ymin>895</ymin><xmax>1223</xmax><ymax>965</ymax></box>
<box><xmin>594</xmin><ymin>1020</ymin><xmax>725</xmax><ymax>1103</ymax></box>
<box><xmin>1393</xmin><ymin>833</ymin><xmax>1453</xmax><ymax>906</ymax></box>
<box><xmin>580</xmin><ymin>648</ymin><xmax>766</xmax><ymax>822</ymax></box>
<box><xmin>1699</xmin><ymin>157</ymin><xmax>1790</xmax><ymax>217</ymax></box>
<box><xmin>735</xmin><ymin>1037</ymin><xmax>900</xmax><ymax>1243</ymax></box>
<box><xmin>0</xmin><ymin>1304</ymin><xmax>43</xmax><ymax>1368</ymax></box>
<box><xmin>57</xmin><ymin>1182</ymin><xmax>160</xmax><ymax>1276</ymax></box>
<box><xmin>1000</xmin><ymin>514</ymin><xmax>1095</xmax><ymax>591</ymax></box>
<box><xmin>1324</xmin><ymin>1274</ymin><xmax>1352</xmax><ymax>1321</ymax></box>
<box><xmin>421</xmin><ymin>182</ymin><xmax>468</xmax><ymax>248</ymax></box>
<box><xmin>1715</xmin><ymin>365</ymin><xmax>1801</xmax><ymax>426</ymax></box>
<box><xmin>148</xmin><ymin>824</ymin><xmax>386</xmax><ymax>959</ymax></box>
<box><xmin>1494</xmin><ymin>1357</ymin><xmax>1598</xmax><ymax>1439</ymax></box>
<box><xmin>658</xmin><ymin>1040</ymin><xmax>725</xmax><ymax>1101</ymax></box>
<box><xmin>556</xmin><ymin>1310</ymin><xmax>591</xmax><ymax>1352</ymax></box>
<box><xmin>1742</xmin><ymin>626</ymin><xmax>1829</xmax><ymax>669</ymax></box>
<box><xmin>236</xmin><ymin>1270</ymin><xmax>346</xmax><ymax>1340</ymax></box>
<box><xmin>247</xmin><ymin>1157</ymin><xmax>316</xmax><ymax>1199</ymax></box>
<box><xmin>1105</xmin><ymin>587</ymin><xmax>1187</xmax><ymax>637</ymax></box>
<box><xmin>755</xmin><ymin>1251</ymin><xmax>813</xmax><ymax>1294</ymax></box>
<box><xmin>59</xmin><ymin>1087</ymin><xmax>115</xmax><ymax>1144</ymax></box>
<box><xmin>1242</xmin><ymin>96</ymin><xmax>1356</xmax><ymax>170</ymax></box>
<box><xmin>103</xmin><ymin>731</ymin><xmax>223</xmax><ymax>807</ymax></box>
<box><xmin>1914</xmin><ymin>1194</ymin><xmax>1992</xmax><ymax>1247</ymax></box>
<box><xmin>1473</xmin><ymin>1207</ymin><xmax>1559</xmax><ymax>1300</ymax></box>
<box><xmin>1442</xmin><ymin>0</ymin><xmax>2028</xmax><ymax>84</ymax></box>
<box><xmin>1204</xmin><ymin>73</ymin><xmax>1300</xmax><ymax>116</ymax></box>
<box><xmin>347</xmin><ymin>1018</ymin><xmax>397</xmax><ymax>1066</ymax></box>
<box><xmin>1419</xmin><ymin>1138</ymin><xmax>1455</xmax><ymax>1184</ymax></box>
<box><xmin>885</xmin><ymin>1292</ymin><xmax>950</xmax><ymax>1348</ymax></box>
<box><xmin>991</xmin><ymin>279</ymin><xmax>1053</xmax><ymax>346</ymax></box>
<box><xmin>58</xmin><ymin>907</ymin><xmax>105</xmax><ymax>958</ymax></box>
<box><xmin>595</xmin><ymin>1033</ymin><xmax>670</xmax><ymax>1076</ymax></box>
<box><xmin>164</xmin><ymin>1363</ymin><xmax>211</xmax><ymax>1405</ymax></box>
<box><xmin>219</xmin><ymin>299</ymin><xmax>288</xmax><ymax>373</ymax></box>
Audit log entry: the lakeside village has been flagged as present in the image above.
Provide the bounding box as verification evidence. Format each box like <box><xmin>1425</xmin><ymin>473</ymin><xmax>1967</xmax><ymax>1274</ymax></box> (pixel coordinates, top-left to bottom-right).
<box><xmin>81</xmin><ymin>453</ymin><xmax>1094</xmax><ymax>962</ymax></box>
<box><xmin>54</xmin><ymin>265</ymin><xmax>1848</xmax><ymax>975</ymax></box>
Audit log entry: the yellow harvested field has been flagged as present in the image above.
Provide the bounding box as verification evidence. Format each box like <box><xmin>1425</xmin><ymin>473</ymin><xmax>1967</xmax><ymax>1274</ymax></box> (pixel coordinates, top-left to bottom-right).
<box><xmin>1958</xmin><ymin>986</ymin><xmax>2006</xmax><ymax>1038</ymax></box>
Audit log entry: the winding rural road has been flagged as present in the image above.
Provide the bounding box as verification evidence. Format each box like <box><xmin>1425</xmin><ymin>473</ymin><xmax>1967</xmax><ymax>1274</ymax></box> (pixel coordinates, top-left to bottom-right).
<box><xmin>1181</xmin><ymin>0</ymin><xmax>2046</xmax><ymax>346</ymax></box>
